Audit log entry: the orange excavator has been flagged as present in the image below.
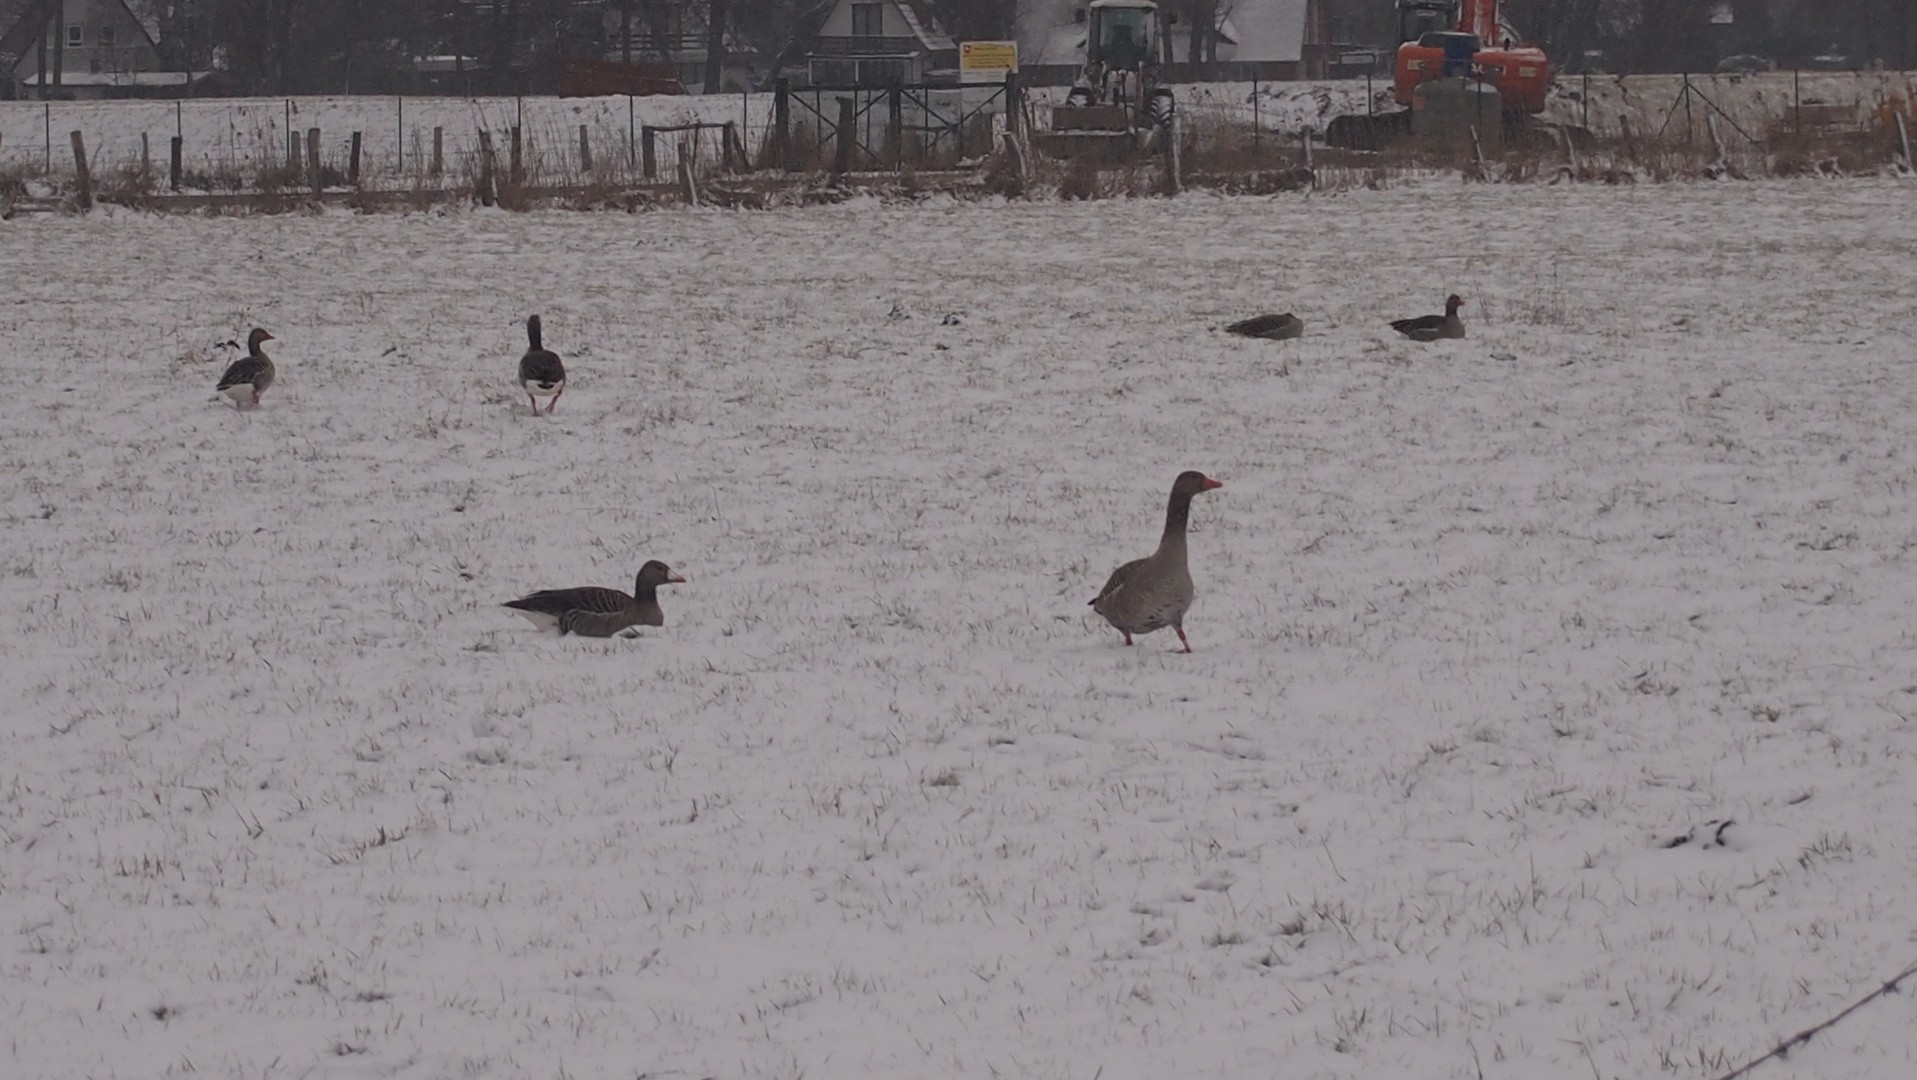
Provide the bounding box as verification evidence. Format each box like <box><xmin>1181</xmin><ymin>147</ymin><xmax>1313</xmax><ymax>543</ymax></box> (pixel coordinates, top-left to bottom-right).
<box><xmin>1392</xmin><ymin>0</ymin><xmax>1550</xmax><ymax>115</ymax></box>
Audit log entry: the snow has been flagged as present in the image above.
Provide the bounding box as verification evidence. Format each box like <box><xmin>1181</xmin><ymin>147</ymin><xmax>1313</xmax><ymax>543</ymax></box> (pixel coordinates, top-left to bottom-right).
<box><xmin>4</xmin><ymin>178</ymin><xmax>1917</xmax><ymax>1080</ymax></box>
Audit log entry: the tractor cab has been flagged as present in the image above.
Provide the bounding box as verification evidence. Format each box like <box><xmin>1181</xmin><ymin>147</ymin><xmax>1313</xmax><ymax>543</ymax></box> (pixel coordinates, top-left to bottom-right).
<box><xmin>1087</xmin><ymin>0</ymin><xmax>1158</xmax><ymax>74</ymax></box>
<box><xmin>1397</xmin><ymin>0</ymin><xmax>1459</xmax><ymax>44</ymax></box>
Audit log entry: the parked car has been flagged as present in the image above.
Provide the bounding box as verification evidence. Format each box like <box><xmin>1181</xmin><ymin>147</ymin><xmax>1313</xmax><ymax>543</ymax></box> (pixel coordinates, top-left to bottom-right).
<box><xmin>1805</xmin><ymin>54</ymin><xmax>1856</xmax><ymax>71</ymax></box>
<box><xmin>1715</xmin><ymin>54</ymin><xmax>1775</xmax><ymax>73</ymax></box>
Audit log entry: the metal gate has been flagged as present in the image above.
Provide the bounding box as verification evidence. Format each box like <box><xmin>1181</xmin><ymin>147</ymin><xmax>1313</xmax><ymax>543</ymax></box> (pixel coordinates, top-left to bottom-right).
<box><xmin>773</xmin><ymin>78</ymin><xmax>1018</xmax><ymax>171</ymax></box>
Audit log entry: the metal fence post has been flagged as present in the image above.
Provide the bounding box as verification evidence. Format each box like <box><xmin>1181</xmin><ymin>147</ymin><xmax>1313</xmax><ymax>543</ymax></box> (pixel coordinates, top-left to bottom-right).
<box><xmin>775</xmin><ymin>78</ymin><xmax>791</xmax><ymax>172</ymax></box>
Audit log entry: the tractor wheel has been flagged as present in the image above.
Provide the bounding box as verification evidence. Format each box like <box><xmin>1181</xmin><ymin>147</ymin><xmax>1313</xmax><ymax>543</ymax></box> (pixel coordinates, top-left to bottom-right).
<box><xmin>1147</xmin><ymin>89</ymin><xmax>1176</xmax><ymax>129</ymax></box>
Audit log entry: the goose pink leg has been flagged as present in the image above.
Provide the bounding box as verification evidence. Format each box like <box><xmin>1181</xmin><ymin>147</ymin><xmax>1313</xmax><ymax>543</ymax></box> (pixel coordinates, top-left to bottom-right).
<box><xmin>1176</xmin><ymin>628</ymin><xmax>1192</xmax><ymax>653</ymax></box>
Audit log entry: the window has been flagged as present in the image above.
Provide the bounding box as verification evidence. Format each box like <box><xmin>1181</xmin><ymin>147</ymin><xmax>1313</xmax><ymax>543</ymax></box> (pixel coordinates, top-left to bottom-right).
<box><xmin>100</xmin><ymin>25</ymin><xmax>116</xmax><ymax>46</ymax></box>
<box><xmin>851</xmin><ymin>3</ymin><xmax>882</xmax><ymax>37</ymax></box>
<box><xmin>67</xmin><ymin>24</ymin><xmax>83</xmax><ymax>47</ymax></box>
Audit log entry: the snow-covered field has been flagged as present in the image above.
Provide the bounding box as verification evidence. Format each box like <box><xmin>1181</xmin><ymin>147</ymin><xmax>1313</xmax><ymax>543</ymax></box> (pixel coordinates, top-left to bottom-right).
<box><xmin>4</xmin><ymin>179</ymin><xmax>1917</xmax><ymax>1080</ymax></box>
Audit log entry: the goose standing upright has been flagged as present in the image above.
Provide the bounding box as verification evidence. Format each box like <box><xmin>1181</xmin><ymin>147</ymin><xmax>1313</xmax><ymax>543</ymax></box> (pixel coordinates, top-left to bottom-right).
<box><xmin>1390</xmin><ymin>295</ymin><xmax>1466</xmax><ymax>341</ymax></box>
<box><xmin>503</xmin><ymin>560</ymin><xmax>686</xmax><ymax>637</ymax></box>
<box><xmin>1225</xmin><ymin>312</ymin><xmax>1303</xmax><ymax>340</ymax></box>
<box><xmin>518</xmin><ymin>315</ymin><xmax>566</xmax><ymax>414</ymax></box>
<box><xmin>1090</xmin><ymin>471</ymin><xmax>1224</xmax><ymax>653</ymax></box>
<box><xmin>215</xmin><ymin>328</ymin><xmax>276</xmax><ymax>408</ymax></box>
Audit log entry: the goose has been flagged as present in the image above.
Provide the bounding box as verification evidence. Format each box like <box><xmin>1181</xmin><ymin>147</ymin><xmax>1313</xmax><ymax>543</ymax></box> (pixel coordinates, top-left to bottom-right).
<box><xmin>1390</xmin><ymin>295</ymin><xmax>1466</xmax><ymax>341</ymax></box>
<box><xmin>215</xmin><ymin>328</ymin><xmax>276</xmax><ymax>408</ymax></box>
<box><xmin>503</xmin><ymin>560</ymin><xmax>686</xmax><ymax>637</ymax></box>
<box><xmin>1090</xmin><ymin>471</ymin><xmax>1223</xmax><ymax>653</ymax></box>
<box><xmin>518</xmin><ymin>315</ymin><xmax>566</xmax><ymax>414</ymax></box>
<box><xmin>1225</xmin><ymin>312</ymin><xmax>1303</xmax><ymax>340</ymax></box>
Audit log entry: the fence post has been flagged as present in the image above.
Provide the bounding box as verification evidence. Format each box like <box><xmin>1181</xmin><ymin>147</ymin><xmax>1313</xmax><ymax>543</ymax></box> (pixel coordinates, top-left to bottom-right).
<box><xmin>349</xmin><ymin>131</ymin><xmax>362</xmax><ymax>186</ymax></box>
<box><xmin>722</xmin><ymin>121</ymin><xmax>737</xmax><ymax>172</ymax></box>
<box><xmin>477</xmin><ymin>129</ymin><xmax>497</xmax><ymax>205</ymax></box>
<box><xmin>1253</xmin><ymin>74</ymin><xmax>1260</xmax><ymax>151</ymax></box>
<box><xmin>70</xmin><ymin>131</ymin><xmax>92</xmax><ymax>211</ymax></box>
<box><xmin>397</xmin><ymin>96</ymin><xmax>403</xmax><ymax>175</ymax></box>
<box><xmin>509</xmin><ymin>125</ymin><xmax>523</xmax><ymax>186</ymax></box>
<box><xmin>628</xmin><ymin>94</ymin><xmax>636</xmax><ymax>168</ymax></box>
<box><xmin>140</xmin><ymin>132</ymin><xmax>150</xmax><ymax>186</ymax></box>
<box><xmin>1682</xmin><ymin>72</ymin><xmax>1694</xmax><ymax>146</ymax></box>
<box><xmin>834</xmin><ymin>96</ymin><xmax>856</xmax><ymax>175</ymax></box>
<box><xmin>1897</xmin><ymin>112</ymin><xmax>1912</xmax><ymax>167</ymax></box>
<box><xmin>44</xmin><ymin>102</ymin><xmax>50</xmax><ymax>174</ymax></box>
<box><xmin>642</xmin><ymin>126</ymin><xmax>657</xmax><ymax>179</ymax></box>
<box><xmin>432</xmin><ymin>126</ymin><xmax>443</xmax><ymax>177</ymax></box>
<box><xmin>307</xmin><ymin>127</ymin><xmax>321</xmax><ymax>197</ymax></box>
<box><xmin>1619</xmin><ymin>112</ymin><xmax>1637</xmax><ymax>164</ymax></box>
<box><xmin>289</xmin><ymin>126</ymin><xmax>303</xmax><ymax>174</ymax></box>
<box><xmin>775</xmin><ymin>78</ymin><xmax>791</xmax><ymax>172</ymax></box>
<box><xmin>169</xmin><ymin>135</ymin><xmax>182</xmax><ymax>191</ymax></box>
<box><xmin>579</xmin><ymin>124</ymin><xmax>593</xmax><ymax>173</ymax></box>
<box><xmin>887</xmin><ymin>83</ymin><xmax>903</xmax><ymax>169</ymax></box>
<box><xmin>678</xmin><ymin>145</ymin><xmax>699</xmax><ymax>205</ymax></box>
<box><xmin>1005</xmin><ymin>73</ymin><xmax>1021</xmax><ymax>139</ymax></box>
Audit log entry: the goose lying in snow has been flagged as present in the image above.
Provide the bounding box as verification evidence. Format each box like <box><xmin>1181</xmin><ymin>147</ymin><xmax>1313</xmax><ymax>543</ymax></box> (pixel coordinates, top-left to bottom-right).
<box><xmin>504</xmin><ymin>561</ymin><xmax>686</xmax><ymax>637</ymax></box>
<box><xmin>1390</xmin><ymin>295</ymin><xmax>1466</xmax><ymax>341</ymax></box>
<box><xmin>215</xmin><ymin>328</ymin><xmax>276</xmax><ymax>408</ymax></box>
<box><xmin>1225</xmin><ymin>312</ymin><xmax>1303</xmax><ymax>340</ymax></box>
<box><xmin>1090</xmin><ymin>471</ymin><xmax>1223</xmax><ymax>653</ymax></box>
<box><xmin>518</xmin><ymin>315</ymin><xmax>566</xmax><ymax>414</ymax></box>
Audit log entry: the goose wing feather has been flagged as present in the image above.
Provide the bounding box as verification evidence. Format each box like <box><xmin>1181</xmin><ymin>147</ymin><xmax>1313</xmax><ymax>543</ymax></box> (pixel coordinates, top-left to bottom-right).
<box><xmin>557</xmin><ymin>608</ymin><xmax>640</xmax><ymax>638</ymax></box>
<box><xmin>504</xmin><ymin>586</ymin><xmax>631</xmax><ymax>618</ymax></box>
<box><xmin>217</xmin><ymin>356</ymin><xmax>271</xmax><ymax>390</ymax></box>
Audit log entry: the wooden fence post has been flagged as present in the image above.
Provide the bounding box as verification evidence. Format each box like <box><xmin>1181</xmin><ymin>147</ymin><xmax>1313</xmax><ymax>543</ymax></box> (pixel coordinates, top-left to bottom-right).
<box><xmin>509</xmin><ymin>125</ymin><xmax>523</xmax><ymax>186</ymax></box>
<box><xmin>833</xmin><ymin>96</ymin><xmax>856</xmax><ymax>176</ymax></box>
<box><xmin>431</xmin><ymin>126</ymin><xmax>443</xmax><ymax>177</ymax></box>
<box><xmin>678</xmin><ymin>145</ymin><xmax>699</xmax><ymax>205</ymax></box>
<box><xmin>306</xmin><ymin>127</ymin><xmax>321</xmax><ymax>197</ymax></box>
<box><xmin>169</xmin><ymin>135</ymin><xmax>182</xmax><ymax>191</ymax></box>
<box><xmin>70</xmin><ymin>131</ymin><xmax>92</xmax><ymax>210</ymax></box>
<box><xmin>477</xmin><ymin>130</ymin><xmax>497</xmax><ymax>205</ymax></box>
<box><xmin>349</xmin><ymin>131</ymin><xmax>362</xmax><ymax>186</ymax></box>
<box><xmin>722</xmin><ymin>121</ymin><xmax>737</xmax><ymax>172</ymax></box>
<box><xmin>140</xmin><ymin>132</ymin><xmax>150</xmax><ymax>186</ymax></box>
<box><xmin>578</xmin><ymin>124</ymin><xmax>592</xmax><ymax>173</ymax></box>
<box><xmin>642</xmin><ymin>126</ymin><xmax>657</xmax><ymax>179</ymax></box>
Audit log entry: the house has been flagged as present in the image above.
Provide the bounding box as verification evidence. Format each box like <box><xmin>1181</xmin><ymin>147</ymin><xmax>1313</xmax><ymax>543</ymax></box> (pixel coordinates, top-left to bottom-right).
<box><xmin>600</xmin><ymin>0</ymin><xmax>758</xmax><ymax>91</ymax></box>
<box><xmin>0</xmin><ymin>0</ymin><xmax>204</xmax><ymax>98</ymax></box>
<box><xmin>1017</xmin><ymin>0</ymin><xmax>1325</xmax><ymax>85</ymax></box>
<box><xmin>806</xmin><ymin>0</ymin><xmax>957</xmax><ymax>87</ymax></box>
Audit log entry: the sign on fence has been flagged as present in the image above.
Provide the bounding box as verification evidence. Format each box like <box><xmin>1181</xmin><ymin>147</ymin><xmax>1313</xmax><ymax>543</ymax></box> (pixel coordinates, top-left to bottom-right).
<box><xmin>960</xmin><ymin>41</ymin><xmax>1018</xmax><ymax>84</ymax></box>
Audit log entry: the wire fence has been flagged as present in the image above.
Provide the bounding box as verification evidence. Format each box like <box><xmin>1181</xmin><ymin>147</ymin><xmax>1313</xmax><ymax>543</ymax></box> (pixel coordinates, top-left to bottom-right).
<box><xmin>0</xmin><ymin>93</ymin><xmax>774</xmax><ymax>187</ymax></box>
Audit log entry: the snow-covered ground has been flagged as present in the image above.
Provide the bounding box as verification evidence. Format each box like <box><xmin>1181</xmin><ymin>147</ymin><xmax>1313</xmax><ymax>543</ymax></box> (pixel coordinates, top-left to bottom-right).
<box><xmin>4</xmin><ymin>179</ymin><xmax>1917</xmax><ymax>1080</ymax></box>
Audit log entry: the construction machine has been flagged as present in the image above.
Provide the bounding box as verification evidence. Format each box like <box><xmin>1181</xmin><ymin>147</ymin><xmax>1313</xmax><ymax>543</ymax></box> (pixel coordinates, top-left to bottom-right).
<box><xmin>1393</xmin><ymin>0</ymin><xmax>1550</xmax><ymax>114</ymax></box>
<box><xmin>1046</xmin><ymin>0</ymin><xmax>1177</xmax><ymax>150</ymax></box>
<box><xmin>1327</xmin><ymin>0</ymin><xmax>1549</xmax><ymax>148</ymax></box>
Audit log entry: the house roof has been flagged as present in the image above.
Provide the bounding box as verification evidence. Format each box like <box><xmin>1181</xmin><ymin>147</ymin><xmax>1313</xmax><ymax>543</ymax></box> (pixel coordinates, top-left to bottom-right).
<box><xmin>892</xmin><ymin>0</ymin><xmax>956</xmax><ymax>51</ymax></box>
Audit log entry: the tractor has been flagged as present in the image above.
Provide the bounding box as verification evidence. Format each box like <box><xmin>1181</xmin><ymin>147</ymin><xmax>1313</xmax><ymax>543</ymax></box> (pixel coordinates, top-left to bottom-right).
<box><xmin>1046</xmin><ymin>0</ymin><xmax>1177</xmax><ymax>151</ymax></box>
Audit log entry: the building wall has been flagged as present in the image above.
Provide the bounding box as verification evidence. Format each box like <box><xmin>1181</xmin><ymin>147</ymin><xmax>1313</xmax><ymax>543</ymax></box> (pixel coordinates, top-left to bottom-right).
<box><xmin>12</xmin><ymin>0</ymin><xmax>158</xmax><ymax>81</ymax></box>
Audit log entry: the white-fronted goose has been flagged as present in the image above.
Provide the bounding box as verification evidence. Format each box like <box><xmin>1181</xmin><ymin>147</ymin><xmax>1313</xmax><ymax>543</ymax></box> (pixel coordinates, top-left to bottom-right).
<box><xmin>215</xmin><ymin>328</ymin><xmax>276</xmax><ymax>408</ymax></box>
<box><xmin>1090</xmin><ymin>470</ymin><xmax>1223</xmax><ymax>653</ymax></box>
<box><xmin>503</xmin><ymin>560</ymin><xmax>685</xmax><ymax>637</ymax></box>
<box><xmin>518</xmin><ymin>315</ymin><xmax>566</xmax><ymax>414</ymax></box>
<box><xmin>1225</xmin><ymin>312</ymin><xmax>1303</xmax><ymax>340</ymax></box>
<box><xmin>1391</xmin><ymin>295</ymin><xmax>1466</xmax><ymax>341</ymax></box>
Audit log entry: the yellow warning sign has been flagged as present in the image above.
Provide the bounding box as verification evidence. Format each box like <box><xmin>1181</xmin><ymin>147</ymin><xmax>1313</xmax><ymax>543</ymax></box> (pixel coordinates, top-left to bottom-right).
<box><xmin>960</xmin><ymin>41</ymin><xmax>1018</xmax><ymax>73</ymax></box>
